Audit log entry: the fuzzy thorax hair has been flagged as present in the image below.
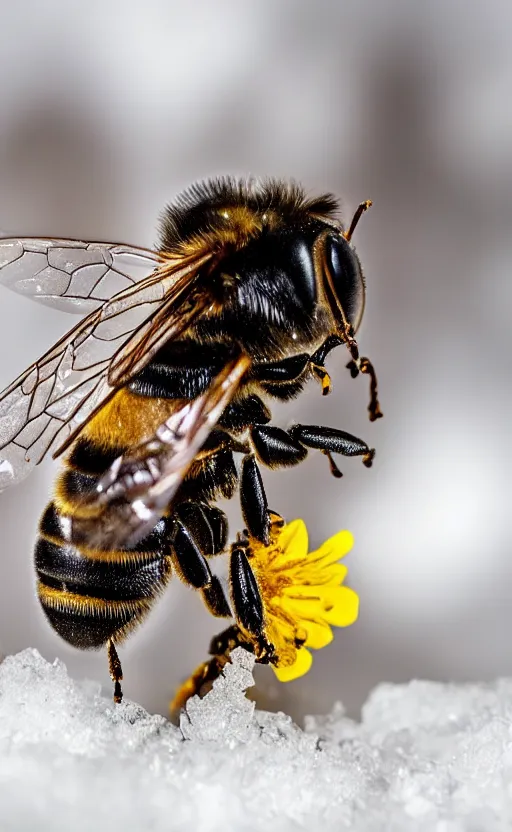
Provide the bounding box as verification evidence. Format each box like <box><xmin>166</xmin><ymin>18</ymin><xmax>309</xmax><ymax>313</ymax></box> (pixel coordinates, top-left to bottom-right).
<box><xmin>158</xmin><ymin>177</ymin><xmax>340</xmax><ymax>256</ymax></box>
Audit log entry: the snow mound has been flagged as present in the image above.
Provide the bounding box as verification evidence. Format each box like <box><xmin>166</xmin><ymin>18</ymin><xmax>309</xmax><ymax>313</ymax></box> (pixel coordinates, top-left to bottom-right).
<box><xmin>1</xmin><ymin>648</ymin><xmax>512</xmax><ymax>830</ymax></box>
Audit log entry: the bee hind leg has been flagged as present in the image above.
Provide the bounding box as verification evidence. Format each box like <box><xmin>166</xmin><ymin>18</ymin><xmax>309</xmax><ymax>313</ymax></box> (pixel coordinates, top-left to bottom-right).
<box><xmin>107</xmin><ymin>639</ymin><xmax>123</xmax><ymax>704</ymax></box>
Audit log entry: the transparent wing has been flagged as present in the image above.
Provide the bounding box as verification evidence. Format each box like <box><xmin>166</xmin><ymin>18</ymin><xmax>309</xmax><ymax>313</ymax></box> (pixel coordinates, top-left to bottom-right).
<box><xmin>0</xmin><ymin>237</ymin><xmax>162</xmax><ymax>314</ymax></box>
<box><xmin>0</xmin><ymin>251</ymin><xmax>213</xmax><ymax>491</ymax></box>
<box><xmin>67</xmin><ymin>356</ymin><xmax>251</xmax><ymax>550</ymax></box>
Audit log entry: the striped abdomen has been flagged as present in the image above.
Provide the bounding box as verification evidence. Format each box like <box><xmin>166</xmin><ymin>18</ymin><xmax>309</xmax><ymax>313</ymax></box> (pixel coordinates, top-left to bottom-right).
<box><xmin>34</xmin><ymin>383</ymin><xmax>239</xmax><ymax>650</ymax></box>
<box><xmin>34</xmin><ymin>337</ymin><xmax>313</xmax><ymax>651</ymax></box>
<box><xmin>35</xmin><ymin>435</ymin><xmax>174</xmax><ymax>649</ymax></box>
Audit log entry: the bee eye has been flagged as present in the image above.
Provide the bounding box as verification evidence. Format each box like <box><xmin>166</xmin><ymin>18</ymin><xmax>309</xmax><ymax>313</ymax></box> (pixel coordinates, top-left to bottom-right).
<box><xmin>324</xmin><ymin>234</ymin><xmax>365</xmax><ymax>332</ymax></box>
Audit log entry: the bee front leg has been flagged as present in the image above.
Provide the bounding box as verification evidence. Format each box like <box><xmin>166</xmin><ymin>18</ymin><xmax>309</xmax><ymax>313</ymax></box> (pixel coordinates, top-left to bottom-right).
<box><xmin>309</xmin><ymin>334</ymin><xmax>344</xmax><ymax>395</ymax></box>
<box><xmin>346</xmin><ymin>354</ymin><xmax>383</xmax><ymax>422</ymax></box>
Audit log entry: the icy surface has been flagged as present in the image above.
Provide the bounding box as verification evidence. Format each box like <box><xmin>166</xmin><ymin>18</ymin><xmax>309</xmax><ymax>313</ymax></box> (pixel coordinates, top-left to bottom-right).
<box><xmin>1</xmin><ymin>650</ymin><xmax>512</xmax><ymax>830</ymax></box>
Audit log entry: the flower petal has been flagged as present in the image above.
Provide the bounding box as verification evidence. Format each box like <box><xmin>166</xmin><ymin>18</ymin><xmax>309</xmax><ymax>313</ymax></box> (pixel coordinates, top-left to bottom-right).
<box><xmin>321</xmin><ymin>563</ymin><xmax>348</xmax><ymax>585</ymax></box>
<box><xmin>282</xmin><ymin>584</ymin><xmax>339</xmax><ymax>600</ymax></box>
<box><xmin>308</xmin><ymin>530</ymin><xmax>354</xmax><ymax>565</ymax></box>
<box><xmin>272</xmin><ymin>647</ymin><xmax>313</xmax><ymax>682</ymax></box>
<box><xmin>321</xmin><ymin>586</ymin><xmax>359</xmax><ymax>626</ymax></box>
<box><xmin>278</xmin><ymin>598</ymin><xmax>334</xmax><ymax>646</ymax></box>
<box><xmin>281</xmin><ymin>585</ymin><xmax>359</xmax><ymax>627</ymax></box>
<box><xmin>301</xmin><ymin>618</ymin><xmax>333</xmax><ymax>649</ymax></box>
<box><xmin>275</xmin><ymin>519</ymin><xmax>309</xmax><ymax>562</ymax></box>
<box><xmin>284</xmin><ymin>562</ymin><xmax>348</xmax><ymax>587</ymax></box>
<box><xmin>280</xmin><ymin>594</ymin><xmax>326</xmax><ymax>620</ymax></box>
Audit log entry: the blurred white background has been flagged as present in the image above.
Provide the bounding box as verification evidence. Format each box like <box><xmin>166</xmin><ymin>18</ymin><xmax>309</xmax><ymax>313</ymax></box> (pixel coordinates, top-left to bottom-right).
<box><xmin>0</xmin><ymin>0</ymin><xmax>511</xmax><ymax>721</ymax></box>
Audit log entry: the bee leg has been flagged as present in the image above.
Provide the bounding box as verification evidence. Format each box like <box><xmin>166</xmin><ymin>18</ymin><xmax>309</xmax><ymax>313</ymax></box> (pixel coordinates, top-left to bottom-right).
<box><xmin>175</xmin><ymin>501</ymin><xmax>228</xmax><ymax>556</ymax></box>
<box><xmin>229</xmin><ymin>542</ymin><xmax>265</xmax><ymax>640</ymax></box>
<box><xmin>250</xmin><ymin>425</ymin><xmax>308</xmax><ymax>469</ymax></box>
<box><xmin>346</xmin><ymin>354</ymin><xmax>383</xmax><ymax>422</ymax></box>
<box><xmin>202</xmin><ymin>576</ymin><xmax>232</xmax><ymax>618</ymax></box>
<box><xmin>253</xmin><ymin>338</ymin><xmax>345</xmax><ymax>398</ymax></box>
<box><xmin>171</xmin><ymin>518</ymin><xmax>216</xmax><ymax>589</ymax></box>
<box><xmin>309</xmin><ymin>335</ymin><xmax>344</xmax><ymax>395</ymax></box>
<box><xmin>253</xmin><ymin>353</ymin><xmax>310</xmax><ymax>384</ymax></box>
<box><xmin>240</xmin><ymin>454</ymin><xmax>270</xmax><ymax>545</ymax></box>
<box><xmin>171</xmin><ymin>518</ymin><xmax>232</xmax><ymax>617</ymax></box>
<box><xmin>339</xmin><ymin>322</ymin><xmax>382</xmax><ymax>422</ymax></box>
<box><xmin>107</xmin><ymin>639</ymin><xmax>123</xmax><ymax>704</ymax></box>
<box><xmin>249</xmin><ymin>421</ymin><xmax>374</xmax><ymax>480</ymax></box>
<box><xmin>287</xmin><ymin>424</ymin><xmax>375</xmax><ymax>477</ymax></box>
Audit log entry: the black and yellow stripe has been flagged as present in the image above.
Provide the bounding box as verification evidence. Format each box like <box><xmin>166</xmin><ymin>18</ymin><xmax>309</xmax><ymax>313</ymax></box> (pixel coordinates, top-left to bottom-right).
<box><xmin>34</xmin><ymin>335</ymin><xmax>324</xmax><ymax>655</ymax></box>
<box><xmin>34</xmin><ymin>353</ymin><xmax>245</xmax><ymax>651</ymax></box>
<box><xmin>36</xmin><ymin>499</ymin><xmax>173</xmax><ymax>648</ymax></box>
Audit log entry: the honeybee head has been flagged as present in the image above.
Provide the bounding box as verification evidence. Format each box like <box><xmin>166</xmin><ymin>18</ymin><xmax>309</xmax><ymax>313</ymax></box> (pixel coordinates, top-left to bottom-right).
<box><xmin>162</xmin><ymin>178</ymin><xmax>370</xmax><ymax>355</ymax></box>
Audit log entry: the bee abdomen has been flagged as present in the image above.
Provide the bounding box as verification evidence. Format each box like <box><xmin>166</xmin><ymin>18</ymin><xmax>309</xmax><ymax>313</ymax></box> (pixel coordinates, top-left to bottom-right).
<box><xmin>35</xmin><ymin>501</ymin><xmax>172</xmax><ymax>649</ymax></box>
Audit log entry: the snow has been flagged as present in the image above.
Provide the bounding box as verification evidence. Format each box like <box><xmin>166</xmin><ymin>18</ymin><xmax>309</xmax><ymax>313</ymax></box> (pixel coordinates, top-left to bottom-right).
<box><xmin>1</xmin><ymin>649</ymin><xmax>512</xmax><ymax>831</ymax></box>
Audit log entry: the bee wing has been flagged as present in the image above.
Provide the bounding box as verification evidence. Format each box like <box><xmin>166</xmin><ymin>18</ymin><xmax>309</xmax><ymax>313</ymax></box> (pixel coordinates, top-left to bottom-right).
<box><xmin>67</xmin><ymin>355</ymin><xmax>251</xmax><ymax>551</ymax></box>
<box><xmin>0</xmin><ymin>250</ymin><xmax>213</xmax><ymax>491</ymax></box>
<box><xmin>0</xmin><ymin>237</ymin><xmax>162</xmax><ymax>314</ymax></box>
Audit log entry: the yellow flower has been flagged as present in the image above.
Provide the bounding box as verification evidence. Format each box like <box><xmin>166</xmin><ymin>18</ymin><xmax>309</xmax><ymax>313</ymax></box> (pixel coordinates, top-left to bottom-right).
<box><xmin>245</xmin><ymin>517</ymin><xmax>359</xmax><ymax>682</ymax></box>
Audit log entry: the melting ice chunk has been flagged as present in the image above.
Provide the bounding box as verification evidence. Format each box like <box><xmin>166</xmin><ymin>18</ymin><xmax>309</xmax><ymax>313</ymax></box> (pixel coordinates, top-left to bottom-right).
<box><xmin>180</xmin><ymin>648</ymin><xmax>256</xmax><ymax>744</ymax></box>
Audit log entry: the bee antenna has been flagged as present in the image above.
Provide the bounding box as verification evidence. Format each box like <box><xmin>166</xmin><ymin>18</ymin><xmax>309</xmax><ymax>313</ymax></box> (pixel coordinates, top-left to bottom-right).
<box><xmin>344</xmin><ymin>200</ymin><xmax>373</xmax><ymax>242</ymax></box>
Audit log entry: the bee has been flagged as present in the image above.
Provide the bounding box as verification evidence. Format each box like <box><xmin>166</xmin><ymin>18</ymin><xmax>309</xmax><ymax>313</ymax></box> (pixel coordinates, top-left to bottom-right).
<box><xmin>0</xmin><ymin>177</ymin><xmax>381</xmax><ymax>702</ymax></box>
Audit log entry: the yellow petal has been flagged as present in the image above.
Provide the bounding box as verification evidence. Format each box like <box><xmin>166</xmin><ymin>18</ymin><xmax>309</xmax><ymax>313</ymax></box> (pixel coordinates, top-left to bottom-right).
<box><xmin>275</xmin><ymin>519</ymin><xmax>308</xmax><ymax>562</ymax></box>
<box><xmin>321</xmin><ymin>586</ymin><xmax>359</xmax><ymax>626</ymax></box>
<box><xmin>282</xmin><ymin>585</ymin><xmax>359</xmax><ymax>627</ymax></box>
<box><xmin>266</xmin><ymin>607</ymin><xmax>297</xmax><ymax>643</ymax></box>
<box><xmin>281</xmin><ymin>595</ymin><xmax>326</xmax><ymax>620</ymax></box>
<box><xmin>321</xmin><ymin>563</ymin><xmax>348</xmax><ymax>585</ymax></box>
<box><xmin>282</xmin><ymin>584</ymin><xmax>338</xmax><ymax>600</ymax></box>
<box><xmin>272</xmin><ymin>647</ymin><xmax>313</xmax><ymax>682</ymax></box>
<box><xmin>308</xmin><ymin>530</ymin><xmax>354</xmax><ymax>565</ymax></box>
<box><xmin>278</xmin><ymin>597</ymin><xmax>334</xmax><ymax>647</ymax></box>
<box><xmin>285</xmin><ymin>562</ymin><xmax>348</xmax><ymax>587</ymax></box>
<box><xmin>301</xmin><ymin>618</ymin><xmax>333</xmax><ymax>649</ymax></box>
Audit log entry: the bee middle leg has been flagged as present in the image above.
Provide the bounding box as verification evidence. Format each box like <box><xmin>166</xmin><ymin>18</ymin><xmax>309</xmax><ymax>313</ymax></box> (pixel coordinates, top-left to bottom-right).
<box><xmin>249</xmin><ymin>422</ymin><xmax>375</xmax><ymax>479</ymax></box>
<box><xmin>239</xmin><ymin>418</ymin><xmax>374</xmax><ymax>540</ymax></box>
<box><xmin>171</xmin><ymin>504</ymin><xmax>232</xmax><ymax>618</ymax></box>
<box><xmin>175</xmin><ymin>501</ymin><xmax>228</xmax><ymax>556</ymax></box>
